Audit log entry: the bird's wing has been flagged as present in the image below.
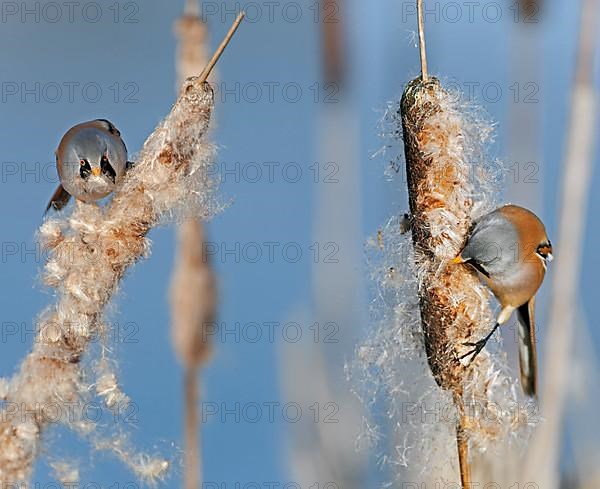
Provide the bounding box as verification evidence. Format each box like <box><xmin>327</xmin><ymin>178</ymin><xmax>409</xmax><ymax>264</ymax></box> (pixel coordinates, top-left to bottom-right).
<box><xmin>93</xmin><ymin>119</ymin><xmax>121</xmax><ymax>136</ymax></box>
<box><xmin>45</xmin><ymin>184</ymin><xmax>71</xmax><ymax>214</ymax></box>
<box><xmin>516</xmin><ymin>297</ymin><xmax>538</xmax><ymax>397</ymax></box>
<box><xmin>464</xmin><ymin>258</ymin><xmax>490</xmax><ymax>278</ymax></box>
<box><xmin>461</xmin><ymin>211</ymin><xmax>515</xmax><ymax>269</ymax></box>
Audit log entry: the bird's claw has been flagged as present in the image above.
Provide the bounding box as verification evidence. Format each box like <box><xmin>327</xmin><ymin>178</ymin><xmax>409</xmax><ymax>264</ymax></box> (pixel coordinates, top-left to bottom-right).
<box><xmin>459</xmin><ymin>321</ymin><xmax>500</xmax><ymax>365</ymax></box>
<box><xmin>459</xmin><ymin>339</ymin><xmax>487</xmax><ymax>364</ymax></box>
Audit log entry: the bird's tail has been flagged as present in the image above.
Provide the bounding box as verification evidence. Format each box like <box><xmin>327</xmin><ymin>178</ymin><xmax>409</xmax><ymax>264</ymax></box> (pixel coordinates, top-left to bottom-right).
<box><xmin>45</xmin><ymin>184</ymin><xmax>71</xmax><ymax>214</ymax></box>
<box><xmin>517</xmin><ymin>299</ymin><xmax>538</xmax><ymax>397</ymax></box>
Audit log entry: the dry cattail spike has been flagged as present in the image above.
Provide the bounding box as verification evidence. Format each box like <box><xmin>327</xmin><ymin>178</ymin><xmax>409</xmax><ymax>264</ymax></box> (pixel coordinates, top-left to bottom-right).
<box><xmin>0</xmin><ymin>10</ymin><xmax>245</xmax><ymax>482</ymax></box>
<box><xmin>351</xmin><ymin>8</ymin><xmax>529</xmax><ymax>485</ymax></box>
<box><xmin>518</xmin><ymin>0</ymin><xmax>541</xmax><ymax>21</ymax></box>
<box><xmin>0</xmin><ymin>76</ymin><xmax>215</xmax><ymax>485</ymax></box>
<box><xmin>400</xmin><ymin>76</ymin><xmax>498</xmax><ymax>487</ymax></box>
<box><xmin>171</xmin><ymin>4</ymin><xmax>225</xmax><ymax>489</ymax></box>
<box><xmin>170</xmin><ymin>219</ymin><xmax>216</xmax><ymax>368</ymax></box>
<box><xmin>401</xmin><ymin>77</ymin><xmax>484</xmax><ymax>390</ymax></box>
<box><xmin>320</xmin><ymin>0</ymin><xmax>345</xmax><ymax>85</ymax></box>
<box><xmin>172</xmin><ymin>0</ymin><xmax>218</xmax><ymax>373</ymax></box>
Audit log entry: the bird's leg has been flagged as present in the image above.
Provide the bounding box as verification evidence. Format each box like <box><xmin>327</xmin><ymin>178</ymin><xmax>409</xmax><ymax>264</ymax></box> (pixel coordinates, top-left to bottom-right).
<box><xmin>459</xmin><ymin>322</ymin><xmax>500</xmax><ymax>364</ymax></box>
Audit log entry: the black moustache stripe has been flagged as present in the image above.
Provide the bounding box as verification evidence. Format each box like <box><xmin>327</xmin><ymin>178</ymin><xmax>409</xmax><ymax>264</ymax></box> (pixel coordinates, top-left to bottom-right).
<box><xmin>101</xmin><ymin>158</ymin><xmax>117</xmax><ymax>183</ymax></box>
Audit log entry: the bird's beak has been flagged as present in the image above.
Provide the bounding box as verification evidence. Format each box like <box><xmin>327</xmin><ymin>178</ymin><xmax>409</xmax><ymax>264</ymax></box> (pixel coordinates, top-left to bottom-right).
<box><xmin>450</xmin><ymin>256</ymin><xmax>464</xmax><ymax>264</ymax></box>
<box><xmin>91</xmin><ymin>167</ymin><xmax>101</xmax><ymax>177</ymax></box>
<box><xmin>546</xmin><ymin>253</ymin><xmax>554</xmax><ymax>263</ymax></box>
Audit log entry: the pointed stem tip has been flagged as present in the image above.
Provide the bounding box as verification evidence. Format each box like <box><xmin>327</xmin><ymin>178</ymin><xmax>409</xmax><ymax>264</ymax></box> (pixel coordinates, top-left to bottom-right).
<box><xmin>417</xmin><ymin>0</ymin><xmax>428</xmax><ymax>81</ymax></box>
<box><xmin>198</xmin><ymin>11</ymin><xmax>245</xmax><ymax>83</ymax></box>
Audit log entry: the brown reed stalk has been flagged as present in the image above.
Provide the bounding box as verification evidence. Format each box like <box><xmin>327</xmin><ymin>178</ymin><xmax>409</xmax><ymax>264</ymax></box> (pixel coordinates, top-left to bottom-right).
<box><xmin>171</xmin><ymin>4</ymin><xmax>220</xmax><ymax>488</ymax></box>
<box><xmin>417</xmin><ymin>0</ymin><xmax>428</xmax><ymax>81</ymax></box>
<box><xmin>199</xmin><ymin>12</ymin><xmax>244</xmax><ymax>84</ymax></box>
<box><xmin>183</xmin><ymin>366</ymin><xmax>200</xmax><ymax>488</ymax></box>
<box><xmin>170</xmin><ymin>217</ymin><xmax>217</xmax><ymax>489</ymax></box>
<box><xmin>0</xmin><ymin>14</ymin><xmax>242</xmax><ymax>484</ymax></box>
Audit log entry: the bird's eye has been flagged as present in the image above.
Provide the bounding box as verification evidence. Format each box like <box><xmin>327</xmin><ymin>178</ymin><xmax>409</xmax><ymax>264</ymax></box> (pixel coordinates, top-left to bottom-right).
<box><xmin>536</xmin><ymin>241</ymin><xmax>553</xmax><ymax>260</ymax></box>
<box><xmin>79</xmin><ymin>159</ymin><xmax>91</xmax><ymax>179</ymax></box>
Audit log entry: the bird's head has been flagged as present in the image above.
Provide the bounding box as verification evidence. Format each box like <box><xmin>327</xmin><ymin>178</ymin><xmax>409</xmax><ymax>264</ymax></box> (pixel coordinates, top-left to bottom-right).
<box><xmin>502</xmin><ymin>205</ymin><xmax>553</xmax><ymax>270</ymax></box>
<box><xmin>57</xmin><ymin>120</ymin><xmax>128</xmax><ymax>203</ymax></box>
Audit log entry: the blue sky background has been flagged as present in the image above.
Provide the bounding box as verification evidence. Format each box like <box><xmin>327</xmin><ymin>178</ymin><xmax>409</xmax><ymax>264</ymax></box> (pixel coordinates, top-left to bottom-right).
<box><xmin>0</xmin><ymin>0</ymin><xmax>597</xmax><ymax>486</ymax></box>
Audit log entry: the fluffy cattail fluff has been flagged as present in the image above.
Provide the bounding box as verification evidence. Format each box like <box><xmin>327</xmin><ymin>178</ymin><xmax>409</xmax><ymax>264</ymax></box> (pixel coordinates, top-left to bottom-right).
<box><xmin>0</xmin><ymin>77</ymin><xmax>216</xmax><ymax>485</ymax></box>
<box><xmin>352</xmin><ymin>77</ymin><xmax>534</xmax><ymax>485</ymax></box>
<box><xmin>401</xmin><ymin>77</ymin><xmax>490</xmax><ymax>391</ymax></box>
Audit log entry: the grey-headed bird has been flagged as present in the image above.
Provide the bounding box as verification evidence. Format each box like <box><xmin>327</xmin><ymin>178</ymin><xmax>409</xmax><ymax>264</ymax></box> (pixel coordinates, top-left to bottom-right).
<box><xmin>452</xmin><ymin>204</ymin><xmax>553</xmax><ymax>397</ymax></box>
<box><xmin>46</xmin><ymin>119</ymin><xmax>129</xmax><ymax>213</ymax></box>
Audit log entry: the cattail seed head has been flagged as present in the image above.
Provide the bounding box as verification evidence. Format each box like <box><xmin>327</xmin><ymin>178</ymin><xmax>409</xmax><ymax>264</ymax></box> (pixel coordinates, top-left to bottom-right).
<box><xmin>0</xmin><ymin>79</ymin><xmax>216</xmax><ymax>485</ymax></box>
<box><xmin>170</xmin><ymin>219</ymin><xmax>217</xmax><ymax>368</ymax></box>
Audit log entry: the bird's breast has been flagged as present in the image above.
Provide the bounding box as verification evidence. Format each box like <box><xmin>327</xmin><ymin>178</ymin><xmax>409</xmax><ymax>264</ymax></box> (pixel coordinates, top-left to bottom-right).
<box><xmin>485</xmin><ymin>258</ymin><xmax>545</xmax><ymax>308</ymax></box>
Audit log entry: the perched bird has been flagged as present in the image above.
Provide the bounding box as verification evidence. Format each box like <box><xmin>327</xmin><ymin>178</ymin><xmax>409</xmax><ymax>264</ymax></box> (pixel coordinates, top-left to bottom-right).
<box><xmin>451</xmin><ymin>204</ymin><xmax>553</xmax><ymax>397</ymax></box>
<box><xmin>45</xmin><ymin>119</ymin><xmax>129</xmax><ymax>213</ymax></box>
